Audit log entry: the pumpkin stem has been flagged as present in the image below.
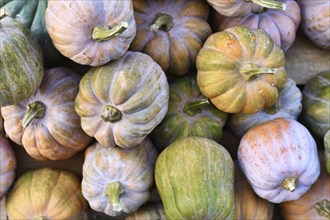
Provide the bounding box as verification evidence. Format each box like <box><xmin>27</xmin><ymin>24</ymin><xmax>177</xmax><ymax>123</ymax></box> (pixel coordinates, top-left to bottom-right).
<box><xmin>248</xmin><ymin>0</ymin><xmax>286</xmax><ymax>10</ymax></box>
<box><xmin>183</xmin><ymin>98</ymin><xmax>210</xmax><ymax>116</ymax></box>
<box><xmin>33</xmin><ymin>217</ymin><xmax>47</xmax><ymax>220</ymax></box>
<box><xmin>315</xmin><ymin>199</ymin><xmax>330</xmax><ymax>219</ymax></box>
<box><xmin>150</xmin><ymin>13</ymin><xmax>174</xmax><ymax>33</ymax></box>
<box><xmin>264</xmin><ymin>91</ymin><xmax>282</xmax><ymax>114</ymax></box>
<box><xmin>105</xmin><ymin>181</ymin><xmax>125</xmax><ymax>212</ymax></box>
<box><xmin>22</xmin><ymin>101</ymin><xmax>46</xmax><ymax>128</ymax></box>
<box><xmin>240</xmin><ymin>63</ymin><xmax>278</xmax><ymax>81</ymax></box>
<box><xmin>92</xmin><ymin>21</ymin><xmax>128</xmax><ymax>42</ymax></box>
<box><xmin>281</xmin><ymin>177</ymin><xmax>298</xmax><ymax>192</ymax></box>
<box><xmin>101</xmin><ymin>105</ymin><xmax>122</xmax><ymax>123</ymax></box>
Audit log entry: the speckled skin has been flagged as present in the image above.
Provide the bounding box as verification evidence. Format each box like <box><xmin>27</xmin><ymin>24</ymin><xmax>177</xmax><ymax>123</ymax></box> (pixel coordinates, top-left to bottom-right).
<box><xmin>5</xmin><ymin>167</ymin><xmax>88</xmax><ymax>220</ymax></box>
<box><xmin>0</xmin><ymin>133</ymin><xmax>16</xmax><ymax>199</ymax></box>
<box><xmin>238</xmin><ymin>118</ymin><xmax>320</xmax><ymax>203</ymax></box>
<box><xmin>45</xmin><ymin>0</ymin><xmax>136</xmax><ymax>66</ymax></box>
<box><xmin>82</xmin><ymin>138</ymin><xmax>158</xmax><ymax>217</ymax></box>
<box><xmin>0</xmin><ymin>16</ymin><xmax>44</xmax><ymax>107</ymax></box>
<box><xmin>1</xmin><ymin>67</ymin><xmax>92</xmax><ymax>161</ymax></box>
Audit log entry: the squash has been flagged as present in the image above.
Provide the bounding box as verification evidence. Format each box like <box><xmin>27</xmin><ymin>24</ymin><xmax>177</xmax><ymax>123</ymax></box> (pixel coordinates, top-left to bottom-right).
<box><xmin>125</xmin><ymin>203</ymin><xmax>166</xmax><ymax>220</ymax></box>
<box><xmin>302</xmin><ymin>71</ymin><xmax>330</xmax><ymax>138</ymax></box>
<box><xmin>75</xmin><ymin>51</ymin><xmax>169</xmax><ymax>148</ymax></box>
<box><xmin>0</xmin><ymin>133</ymin><xmax>16</xmax><ymax>199</ymax></box>
<box><xmin>1</xmin><ymin>67</ymin><xmax>92</xmax><ymax>161</ymax></box>
<box><xmin>238</xmin><ymin>118</ymin><xmax>320</xmax><ymax>203</ymax></box>
<box><xmin>212</xmin><ymin>0</ymin><xmax>301</xmax><ymax>52</ymax></box>
<box><xmin>0</xmin><ymin>0</ymin><xmax>64</xmax><ymax>66</ymax></box>
<box><xmin>0</xmin><ymin>15</ymin><xmax>44</xmax><ymax>107</ymax></box>
<box><xmin>229</xmin><ymin>78</ymin><xmax>302</xmax><ymax>138</ymax></box>
<box><xmin>45</xmin><ymin>0</ymin><xmax>136</xmax><ymax>66</ymax></box>
<box><xmin>298</xmin><ymin>0</ymin><xmax>330</xmax><ymax>49</ymax></box>
<box><xmin>206</xmin><ymin>0</ymin><xmax>286</xmax><ymax>17</ymax></box>
<box><xmin>280</xmin><ymin>153</ymin><xmax>330</xmax><ymax>220</ymax></box>
<box><xmin>197</xmin><ymin>26</ymin><xmax>287</xmax><ymax>114</ymax></box>
<box><xmin>151</xmin><ymin>76</ymin><xmax>227</xmax><ymax>151</ymax></box>
<box><xmin>234</xmin><ymin>162</ymin><xmax>274</xmax><ymax>219</ymax></box>
<box><xmin>325</xmin><ymin>130</ymin><xmax>330</xmax><ymax>174</ymax></box>
<box><xmin>6</xmin><ymin>167</ymin><xmax>88</xmax><ymax>220</ymax></box>
<box><xmin>155</xmin><ymin>137</ymin><xmax>235</xmax><ymax>219</ymax></box>
<box><xmin>81</xmin><ymin>138</ymin><xmax>158</xmax><ymax>217</ymax></box>
<box><xmin>130</xmin><ymin>0</ymin><xmax>211</xmax><ymax>76</ymax></box>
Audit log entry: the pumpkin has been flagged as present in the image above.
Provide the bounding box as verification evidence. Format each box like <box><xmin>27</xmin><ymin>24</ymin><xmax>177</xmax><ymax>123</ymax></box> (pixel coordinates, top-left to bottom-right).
<box><xmin>81</xmin><ymin>138</ymin><xmax>158</xmax><ymax>216</ymax></box>
<box><xmin>280</xmin><ymin>153</ymin><xmax>330</xmax><ymax>220</ymax></box>
<box><xmin>6</xmin><ymin>167</ymin><xmax>88</xmax><ymax>220</ymax></box>
<box><xmin>302</xmin><ymin>71</ymin><xmax>330</xmax><ymax>138</ymax></box>
<box><xmin>229</xmin><ymin>78</ymin><xmax>302</xmax><ymax>138</ymax></box>
<box><xmin>212</xmin><ymin>0</ymin><xmax>301</xmax><ymax>52</ymax></box>
<box><xmin>155</xmin><ymin>137</ymin><xmax>235</xmax><ymax>219</ymax></box>
<box><xmin>0</xmin><ymin>133</ymin><xmax>16</xmax><ymax>199</ymax></box>
<box><xmin>238</xmin><ymin>118</ymin><xmax>320</xmax><ymax>203</ymax></box>
<box><xmin>325</xmin><ymin>130</ymin><xmax>330</xmax><ymax>174</ymax></box>
<box><xmin>298</xmin><ymin>0</ymin><xmax>330</xmax><ymax>49</ymax></box>
<box><xmin>130</xmin><ymin>0</ymin><xmax>212</xmax><ymax>76</ymax></box>
<box><xmin>45</xmin><ymin>0</ymin><xmax>136</xmax><ymax>66</ymax></box>
<box><xmin>125</xmin><ymin>203</ymin><xmax>166</xmax><ymax>220</ymax></box>
<box><xmin>151</xmin><ymin>76</ymin><xmax>227</xmax><ymax>151</ymax></box>
<box><xmin>0</xmin><ymin>15</ymin><xmax>43</xmax><ymax>107</ymax></box>
<box><xmin>1</xmin><ymin>67</ymin><xmax>92</xmax><ymax>161</ymax></box>
<box><xmin>75</xmin><ymin>51</ymin><xmax>169</xmax><ymax>148</ymax></box>
<box><xmin>197</xmin><ymin>26</ymin><xmax>287</xmax><ymax>114</ymax></box>
<box><xmin>0</xmin><ymin>0</ymin><xmax>65</xmax><ymax>66</ymax></box>
<box><xmin>234</xmin><ymin>162</ymin><xmax>274</xmax><ymax>219</ymax></box>
<box><xmin>206</xmin><ymin>0</ymin><xmax>286</xmax><ymax>17</ymax></box>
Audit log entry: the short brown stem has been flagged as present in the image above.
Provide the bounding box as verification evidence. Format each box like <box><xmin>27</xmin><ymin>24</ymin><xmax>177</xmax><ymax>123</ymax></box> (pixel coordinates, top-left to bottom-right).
<box><xmin>92</xmin><ymin>21</ymin><xmax>128</xmax><ymax>42</ymax></box>
<box><xmin>101</xmin><ymin>105</ymin><xmax>122</xmax><ymax>123</ymax></box>
<box><xmin>22</xmin><ymin>101</ymin><xmax>46</xmax><ymax>128</ymax></box>
<box><xmin>240</xmin><ymin>63</ymin><xmax>278</xmax><ymax>81</ymax></box>
<box><xmin>247</xmin><ymin>0</ymin><xmax>286</xmax><ymax>10</ymax></box>
<box><xmin>281</xmin><ymin>177</ymin><xmax>297</xmax><ymax>192</ymax></box>
<box><xmin>315</xmin><ymin>199</ymin><xmax>330</xmax><ymax>219</ymax></box>
<box><xmin>183</xmin><ymin>98</ymin><xmax>210</xmax><ymax>116</ymax></box>
<box><xmin>105</xmin><ymin>181</ymin><xmax>125</xmax><ymax>212</ymax></box>
<box><xmin>150</xmin><ymin>13</ymin><xmax>174</xmax><ymax>33</ymax></box>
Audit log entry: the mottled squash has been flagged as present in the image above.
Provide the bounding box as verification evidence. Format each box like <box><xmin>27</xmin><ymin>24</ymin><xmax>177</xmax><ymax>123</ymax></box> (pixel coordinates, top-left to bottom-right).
<box><xmin>325</xmin><ymin>130</ymin><xmax>330</xmax><ymax>174</ymax></box>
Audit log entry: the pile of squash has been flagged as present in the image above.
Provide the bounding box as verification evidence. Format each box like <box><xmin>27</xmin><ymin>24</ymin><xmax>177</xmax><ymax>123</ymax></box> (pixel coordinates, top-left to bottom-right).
<box><xmin>0</xmin><ymin>0</ymin><xmax>329</xmax><ymax>219</ymax></box>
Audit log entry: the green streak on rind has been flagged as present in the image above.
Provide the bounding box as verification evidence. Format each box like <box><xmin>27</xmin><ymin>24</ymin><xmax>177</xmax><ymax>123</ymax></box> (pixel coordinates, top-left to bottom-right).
<box><xmin>324</xmin><ymin>130</ymin><xmax>330</xmax><ymax>174</ymax></box>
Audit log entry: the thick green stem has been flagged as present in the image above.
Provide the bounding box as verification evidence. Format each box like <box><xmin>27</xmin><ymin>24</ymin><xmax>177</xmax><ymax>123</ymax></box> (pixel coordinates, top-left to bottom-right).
<box><xmin>315</xmin><ymin>200</ymin><xmax>330</xmax><ymax>219</ymax></box>
<box><xmin>101</xmin><ymin>105</ymin><xmax>122</xmax><ymax>123</ymax></box>
<box><xmin>22</xmin><ymin>101</ymin><xmax>46</xmax><ymax>128</ymax></box>
<box><xmin>105</xmin><ymin>182</ymin><xmax>125</xmax><ymax>212</ymax></box>
<box><xmin>264</xmin><ymin>91</ymin><xmax>282</xmax><ymax>114</ymax></box>
<box><xmin>240</xmin><ymin>63</ymin><xmax>278</xmax><ymax>81</ymax></box>
<box><xmin>33</xmin><ymin>217</ymin><xmax>47</xmax><ymax>220</ymax></box>
<box><xmin>92</xmin><ymin>21</ymin><xmax>128</xmax><ymax>42</ymax></box>
<box><xmin>150</xmin><ymin>13</ymin><xmax>174</xmax><ymax>33</ymax></box>
<box><xmin>281</xmin><ymin>177</ymin><xmax>298</xmax><ymax>192</ymax></box>
<box><xmin>183</xmin><ymin>98</ymin><xmax>210</xmax><ymax>116</ymax></box>
<box><xmin>248</xmin><ymin>0</ymin><xmax>286</xmax><ymax>10</ymax></box>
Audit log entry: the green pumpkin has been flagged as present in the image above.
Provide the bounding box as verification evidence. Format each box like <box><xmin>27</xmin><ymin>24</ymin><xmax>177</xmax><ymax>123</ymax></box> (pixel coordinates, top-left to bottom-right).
<box><xmin>302</xmin><ymin>71</ymin><xmax>330</xmax><ymax>138</ymax></box>
<box><xmin>0</xmin><ymin>0</ymin><xmax>64</xmax><ymax>66</ymax></box>
<box><xmin>151</xmin><ymin>76</ymin><xmax>227</xmax><ymax>150</ymax></box>
<box><xmin>155</xmin><ymin>137</ymin><xmax>235</xmax><ymax>220</ymax></box>
<box><xmin>0</xmin><ymin>15</ymin><xmax>44</xmax><ymax>107</ymax></box>
<box><xmin>325</xmin><ymin>130</ymin><xmax>330</xmax><ymax>174</ymax></box>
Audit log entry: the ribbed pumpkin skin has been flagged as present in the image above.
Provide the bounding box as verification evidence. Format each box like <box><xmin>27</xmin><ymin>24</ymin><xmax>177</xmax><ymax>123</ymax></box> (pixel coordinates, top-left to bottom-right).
<box><xmin>229</xmin><ymin>78</ymin><xmax>302</xmax><ymax>138</ymax></box>
<box><xmin>197</xmin><ymin>26</ymin><xmax>287</xmax><ymax>114</ymax></box>
<box><xmin>325</xmin><ymin>130</ymin><xmax>330</xmax><ymax>174</ymax></box>
<box><xmin>5</xmin><ymin>167</ymin><xmax>87</xmax><ymax>220</ymax></box>
<box><xmin>298</xmin><ymin>0</ymin><xmax>330</xmax><ymax>49</ymax></box>
<box><xmin>238</xmin><ymin>118</ymin><xmax>320</xmax><ymax>203</ymax></box>
<box><xmin>302</xmin><ymin>71</ymin><xmax>330</xmax><ymax>138</ymax></box>
<box><xmin>0</xmin><ymin>0</ymin><xmax>64</xmax><ymax>65</ymax></box>
<box><xmin>280</xmin><ymin>154</ymin><xmax>330</xmax><ymax>220</ymax></box>
<box><xmin>155</xmin><ymin>137</ymin><xmax>235</xmax><ymax>220</ymax></box>
<box><xmin>1</xmin><ymin>67</ymin><xmax>92</xmax><ymax>161</ymax></box>
<box><xmin>0</xmin><ymin>16</ymin><xmax>43</xmax><ymax>107</ymax></box>
<box><xmin>45</xmin><ymin>0</ymin><xmax>136</xmax><ymax>66</ymax></box>
<box><xmin>234</xmin><ymin>162</ymin><xmax>274</xmax><ymax>220</ymax></box>
<box><xmin>213</xmin><ymin>0</ymin><xmax>301</xmax><ymax>52</ymax></box>
<box><xmin>151</xmin><ymin>76</ymin><xmax>227</xmax><ymax>151</ymax></box>
<box><xmin>130</xmin><ymin>0</ymin><xmax>211</xmax><ymax>76</ymax></box>
<box><xmin>75</xmin><ymin>51</ymin><xmax>169</xmax><ymax>148</ymax></box>
<box><xmin>207</xmin><ymin>0</ymin><xmax>263</xmax><ymax>17</ymax></box>
<box><xmin>82</xmin><ymin>138</ymin><xmax>158</xmax><ymax>216</ymax></box>
<box><xmin>0</xmin><ymin>133</ymin><xmax>16</xmax><ymax>199</ymax></box>
<box><xmin>125</xmin><ymin>203</ymin><xmax>166</xmax><ymax>220</ymax></box>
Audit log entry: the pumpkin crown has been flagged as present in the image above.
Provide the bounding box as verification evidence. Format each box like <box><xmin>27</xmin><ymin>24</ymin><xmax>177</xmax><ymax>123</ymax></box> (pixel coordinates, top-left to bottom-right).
<box><xmin>22</xmin><ymin>101</ymin><xmax>46</xmax><ymax>128</ymax></box>
<box><xmin>281</xmin><ymin>177</ymin><xmax>298</xmax><ymax>192</ymax></box>
<box><xmin>92</xmin><ymin>21</ymin><xmax>128</xmax><ymax>42</ymax></box>
<box><xmin>248</xmin><ymin>0</ymin><xmax>286</xmax><ymax>11</ymax></box>
<box><xmin>105</xmin><ymin>181</ymin><xmax>125</xmax><ymax>213</ymax></box>
<box><xmin>240</xmin><ymin>63</ymin><xmax>280</xmax><ymax>81</ymax></box>
<box><xmin>101</xmin><ymin>105</ymin><xmax>122</xmax><ymax>123</ymax></box>
<box><xmin>314</xmin><ymin>199</ymin><xmax>330</xmax><ymax>219</ymax></box>
<box><xmin>150</xmin><ymin>13</ymin><xmax>173</xmax><ymax>33</ymax></box>
<box><xmin>183</xmin><ymin>98</ymin><xmax>210</xmax><ymax>116</ymax></box>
